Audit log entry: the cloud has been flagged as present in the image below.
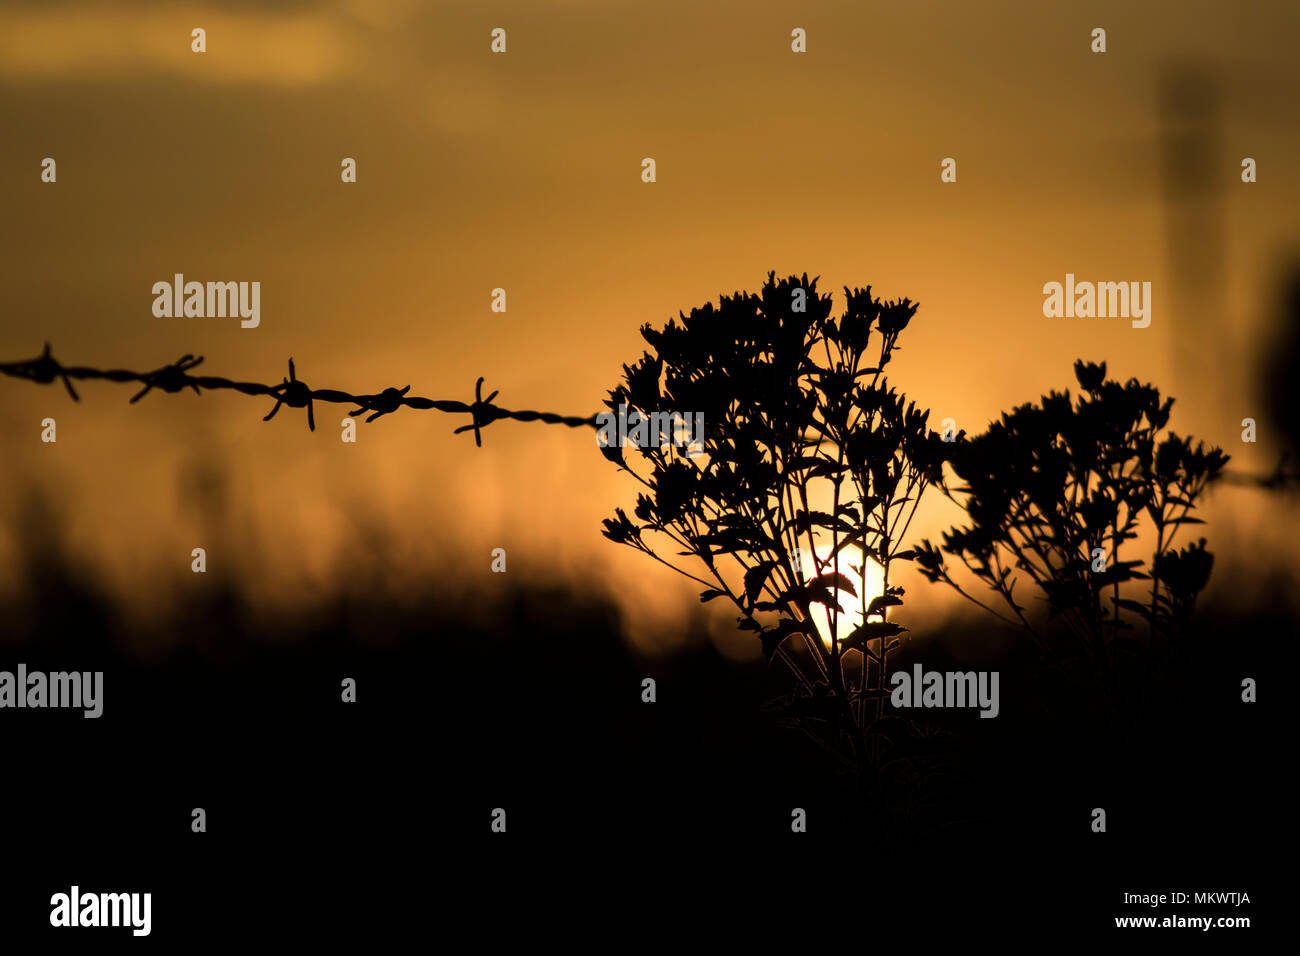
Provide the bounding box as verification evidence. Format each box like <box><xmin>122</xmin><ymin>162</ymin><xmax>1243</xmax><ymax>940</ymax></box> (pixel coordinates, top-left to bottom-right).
<box><xmin>0</xmin><ymin>4</ymin><xmax>369</xmax><ymax>87</ymax></box>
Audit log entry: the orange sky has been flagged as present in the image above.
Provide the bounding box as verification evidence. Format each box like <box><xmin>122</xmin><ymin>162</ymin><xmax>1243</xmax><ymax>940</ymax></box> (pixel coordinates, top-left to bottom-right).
<box><xmin>2</xmin><ymin>0</ymin><xmax>1297</xmax><ymax>656</ymax></box>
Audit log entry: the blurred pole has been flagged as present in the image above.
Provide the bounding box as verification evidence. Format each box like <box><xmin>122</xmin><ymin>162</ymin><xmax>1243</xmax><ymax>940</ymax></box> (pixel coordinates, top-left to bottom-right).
<box><xmin>1159</xmin><ymin>63</ymin><xmax>1225</xmax><ymax>434</ymax></box>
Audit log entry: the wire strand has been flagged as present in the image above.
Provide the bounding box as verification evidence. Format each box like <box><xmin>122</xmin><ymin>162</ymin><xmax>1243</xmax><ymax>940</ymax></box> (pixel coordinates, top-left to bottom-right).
<box><xmin>0</xmin><ymin>343</ymin><xmax>598</xmax><ymax>446</ymax></box>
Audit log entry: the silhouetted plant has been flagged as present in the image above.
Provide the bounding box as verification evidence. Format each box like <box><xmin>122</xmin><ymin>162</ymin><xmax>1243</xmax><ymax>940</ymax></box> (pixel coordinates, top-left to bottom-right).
<box><xmin>600</xmin><ymin>272</ymin><xmax>948</xmax><ymax>772</ymax></box>
<box><xmin>916</xmin><ymin>360</ymin><xmax>1228</xmax><ymax>660</ymax></box>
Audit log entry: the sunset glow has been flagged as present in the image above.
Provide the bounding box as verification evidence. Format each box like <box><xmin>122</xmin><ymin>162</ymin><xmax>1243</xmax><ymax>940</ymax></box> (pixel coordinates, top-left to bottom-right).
<box><xmin>806</xmin><ymin>546</ymin><xmax>887</xmax><ymax>649</ymax></box>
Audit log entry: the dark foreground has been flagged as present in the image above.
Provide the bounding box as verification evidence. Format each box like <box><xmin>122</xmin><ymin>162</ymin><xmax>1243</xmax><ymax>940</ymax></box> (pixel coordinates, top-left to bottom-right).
<box><xmin>0</xmin><ymin>574</ymin><xmax>1280</xmax><ymax>944</ymax></box>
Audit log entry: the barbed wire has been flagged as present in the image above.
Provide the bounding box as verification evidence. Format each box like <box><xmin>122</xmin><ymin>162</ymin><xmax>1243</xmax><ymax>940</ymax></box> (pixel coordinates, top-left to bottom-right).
<box><xmin>0</xmin><ymin>343</ymin><xmax>597</xmax><ymax>445</ymax></box>
<box><xmin>4</xmin><ymin>343</ymin><xmax>1298</xmax><ymax>489</ymax></box>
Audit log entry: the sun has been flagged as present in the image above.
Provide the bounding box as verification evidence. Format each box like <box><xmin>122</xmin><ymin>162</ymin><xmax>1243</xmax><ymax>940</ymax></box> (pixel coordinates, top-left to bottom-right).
<box><xmin>804</xmin><ymin>545</ymin><xmax>887</xmax><ymax>648</ymax></box>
